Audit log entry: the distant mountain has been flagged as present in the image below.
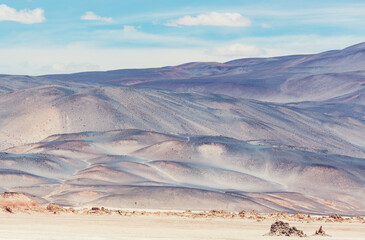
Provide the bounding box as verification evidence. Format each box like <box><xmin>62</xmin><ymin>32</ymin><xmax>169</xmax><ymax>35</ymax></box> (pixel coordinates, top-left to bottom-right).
<box><xmin>0</xmin><ymin>42</ymin><xmax>364</xmax><ymax>214</ymax></box>
<box><xmin>42</xmin><ymin>42</ymin><xmax>365</xmax><ymax>103</ymax></box>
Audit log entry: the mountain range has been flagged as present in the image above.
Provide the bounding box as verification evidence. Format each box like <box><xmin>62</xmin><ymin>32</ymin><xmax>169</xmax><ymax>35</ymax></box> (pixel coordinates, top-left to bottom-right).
<box><xmin>0</xmin><ymin>42</ymin><xmax>364</xmax><ymax>215</ymax></box>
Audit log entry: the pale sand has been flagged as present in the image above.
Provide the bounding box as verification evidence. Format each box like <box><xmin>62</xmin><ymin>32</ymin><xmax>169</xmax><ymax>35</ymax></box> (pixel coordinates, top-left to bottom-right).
<box><xmin>0</xmin><ymin>213</ymin><xmax>364</xmax><ymax>240</ymax></box>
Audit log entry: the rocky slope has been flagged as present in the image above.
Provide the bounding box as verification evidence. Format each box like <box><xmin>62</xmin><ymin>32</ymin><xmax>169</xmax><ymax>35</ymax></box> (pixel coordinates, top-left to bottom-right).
<box><xmin>0</xmin><ymin>43</ymin><xmax>364</xmax><ymax>215</ymax></box>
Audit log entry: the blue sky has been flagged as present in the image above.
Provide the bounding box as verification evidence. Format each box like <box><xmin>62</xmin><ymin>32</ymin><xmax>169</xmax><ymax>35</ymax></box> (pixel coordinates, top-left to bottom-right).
<box><xmin>1</xmin><ymin>0</ymin><xmax>365</xmax><ymax>75</ymax></box>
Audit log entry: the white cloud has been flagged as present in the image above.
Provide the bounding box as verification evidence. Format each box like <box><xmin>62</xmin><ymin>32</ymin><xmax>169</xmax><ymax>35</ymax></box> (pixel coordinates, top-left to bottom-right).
<box><xmin>0</xmin><ymin>4</ymin><xmax>45</xmax><ymax>24</ymax></box>
<box><xmin>166</xmin><ymin>12</ymin><xmax>251</xmax><ymax>27</ymax></box>
<box><xmin>0</xmin><ymin>35</ymin><xmax>363</xmax><ymax>75</ymax></box>
<box><xmin>92</xmin><ymin>29</ymin><xmax>207</xmax><ymax>46</ymax></box>
<box><xmin>81</xmin><ymin>11</ymin><xmax>112</xmax><ymax>22</ymax></box>
<box><xmin>209</xmin><ymin>43</ymin><xmax>265</xmax><ymax>57</ymax></box>
<box><xmin>261</xmin><ymin>23</ymin><xmax>272</xmax><ymax>28</ymax></box>
<box><xmin>123</xmin><ymin>25</ymin><xmax>137</xmax><ymax>33</ymax></box>
<box><xmin>240</xmin><ymin>5</ymin><xmax>365</xmax><ymax>26</ymax></box>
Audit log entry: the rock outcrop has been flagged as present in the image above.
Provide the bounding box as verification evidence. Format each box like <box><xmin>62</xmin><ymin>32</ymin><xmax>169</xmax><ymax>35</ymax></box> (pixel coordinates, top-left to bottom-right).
<box><xmin>46</xmin><ymin>203</ymin><xmax>68</xmax><ymax>214</ymax></box>
<box><xmin>266</xmin><ymin>221</ymin><xmax>307</xmax><ymax>237</ymax></box>
<box><xmin>0</xmin><ymin>192</ymin><xmax>44</xmax><ymax>213</ymax></box>
<box><xmin>314</xmin><ymin>226</ymin><xmax>330</xmax><ymax>237</ymax></box>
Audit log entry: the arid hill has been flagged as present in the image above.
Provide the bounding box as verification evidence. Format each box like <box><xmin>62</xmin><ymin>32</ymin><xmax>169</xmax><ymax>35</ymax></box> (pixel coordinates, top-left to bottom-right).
<box><xmin>0</xmin><ymin>43</ymin><xmax>364</xmax><ymax>215</ymax></box>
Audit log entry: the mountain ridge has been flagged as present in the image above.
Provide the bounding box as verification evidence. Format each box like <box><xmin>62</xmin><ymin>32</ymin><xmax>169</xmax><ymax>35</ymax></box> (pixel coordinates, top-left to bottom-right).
<box><xmin>0</xmin><ymin>42</ymin><xmax>364</xmax><ymax>214</ymax></box>
<box><xmin>39</xmin><ymin>42</ymin><xmax>365</xmax><ymax>103</ymax></box>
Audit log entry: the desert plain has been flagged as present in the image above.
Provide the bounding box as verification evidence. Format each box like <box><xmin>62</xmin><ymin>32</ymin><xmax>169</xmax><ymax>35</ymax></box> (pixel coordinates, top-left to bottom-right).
<box><xmin>0</xmin><ymin>210</ymin><xmax>364</xmax><ymax>240</ymax></box>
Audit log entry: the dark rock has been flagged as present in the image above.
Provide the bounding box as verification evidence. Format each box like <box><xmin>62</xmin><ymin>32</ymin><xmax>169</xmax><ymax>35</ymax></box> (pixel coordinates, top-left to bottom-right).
<box><xmin>314</xmin><ymin>226</ymin><xmax>330</xmax><ymax>236</ymax></box>
<box><xmin>5</xmin><ymin>206</ymin><xmax>13</xmax><ymax>213</ymax></box>
<box><xmin>266</xmin><ymin>221</ymin><xmax>307</xmax><ymax>237</ymax></box>
<box><xmin>329</xmin><ymin>214</ymin><xmax>343</xmax><ymax>222</ymax></box>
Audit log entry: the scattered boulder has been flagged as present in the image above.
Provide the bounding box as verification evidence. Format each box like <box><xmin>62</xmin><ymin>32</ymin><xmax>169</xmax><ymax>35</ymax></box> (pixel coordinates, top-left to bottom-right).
<box><xmin>46</xmin><ymin>203</ymin><xmax>67</xmax><ymax>214</ymax></box>
<box><xmin>250</xmin><ymin>210</ymin><xmax>259</xmax><ymax>216</ymax></box>
<box><xmin>329</xmin><ymin>214</ymin><xmax>343</xmax><ymax>222</ymax></box>
<box><xmin>207</xmin><ymin>210</ymin><xmax>231</xmax><ymax>218</ymax></box>
<box><xmin>87</xmin><ymin>206</ymin><xmax>112</xmax><ymax>215</ymax></box>
<box><xmin>238</xmin><ymin>210</ymin><xmax>246</xmax><ymax>217</ymax></box>
<box><xmin>294</xmin><ymin>212</ymin><xmax>306</xmax><ymax>220</ymax></box>
<box><xmin>314</xmin><ymin>226</ymin><xmax>330</xmax><ymax>237</ymax></box>
<box><xmin>356</xmin><ymin>216</ymin><xmax>364</xmax><ymax>223</ymax></box>
<box><xmin>266</xmin><ymin>221</ymin><xmax>307</xmax><ymax>237</ymax></box>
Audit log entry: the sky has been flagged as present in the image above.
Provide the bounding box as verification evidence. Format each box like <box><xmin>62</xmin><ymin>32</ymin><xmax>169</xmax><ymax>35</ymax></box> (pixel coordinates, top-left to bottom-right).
<box><xmin>1</xmin><ymin>0</ymin><xmax>365</xmax><ymax>75</ymax></box>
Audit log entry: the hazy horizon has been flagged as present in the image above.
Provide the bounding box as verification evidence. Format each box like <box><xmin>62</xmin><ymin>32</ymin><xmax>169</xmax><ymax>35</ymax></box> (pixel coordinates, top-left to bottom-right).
<box><xmin>1</xmin><ymin>0</ymin><xmax>365</xmax><ymax>75</ymax></box>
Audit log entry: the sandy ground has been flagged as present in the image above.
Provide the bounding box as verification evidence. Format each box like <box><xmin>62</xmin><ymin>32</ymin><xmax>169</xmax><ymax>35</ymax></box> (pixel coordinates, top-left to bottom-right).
<box><xmin>0</xmin><ymin>213</ymin><xmax>364</xmax><ymax>240</ymax></box>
